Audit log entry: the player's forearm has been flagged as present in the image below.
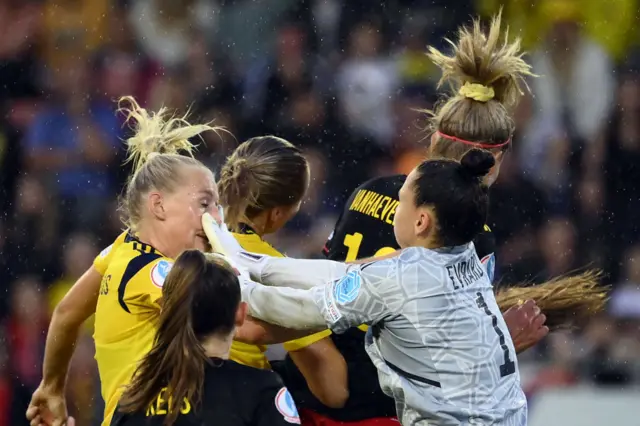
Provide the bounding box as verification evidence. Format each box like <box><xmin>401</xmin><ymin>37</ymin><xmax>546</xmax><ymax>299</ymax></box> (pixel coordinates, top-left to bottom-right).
<box><xmin>239</xmin><ymin>254</ymin><xmax>349</xmax><ymax>290</ymax></box>
<box><xmin>235</xmin><ymin>317</ymin><xmax>319</xmax><ymax>345</ymax></box>
<box><xmin>41</xmin><ymin>310</ymin><xmax>82</xmax><ymax>392</ymax></box>
<box><xmin>244</xmin><ymin>283</ymin><xmax>327</xmax><ymax>330</ymax></box>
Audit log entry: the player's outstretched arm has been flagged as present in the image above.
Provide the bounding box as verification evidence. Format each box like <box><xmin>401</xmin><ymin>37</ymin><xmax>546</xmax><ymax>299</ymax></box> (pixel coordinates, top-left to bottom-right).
<box><xmin>203</xmin><ymin>211</ymin><xmax>355</xmax><ymax>290</ymax></box>
<box><xmin>234</xmin><ymin>316</ymin><xmax>322</xmax><ymax>345</ymax></box>
<box><xmin>238</xmin><ymin>252</ymin><xmax>350</xmax><ymax>290</ymax></box>
<box><xmin>27</xmin><ymin>266</ymin><xmax>101</xmax><ymax>426</ymax></box>
<box><xmin>43</xmin><ymin>267</ymin><xmax>101</xmax><ymax>388</ymax></box>
<box><xmin>243</xmin><ymin>263</ymin><xmax>392</xmax><ymax>334</ymax></box>
<box><xmin>243</xmin><ymin>280</ymin><xmax>328</xmax><ymax>329</ymax></box>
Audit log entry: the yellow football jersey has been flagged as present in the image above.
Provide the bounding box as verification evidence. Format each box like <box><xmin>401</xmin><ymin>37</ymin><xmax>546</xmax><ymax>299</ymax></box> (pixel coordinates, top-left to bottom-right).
<box><xmin>93</xmin><ymin>231</ymin><xmax>173</xmax><ymax>426</ymax></box>
<box><xmin>231</xmin><ymin>226</ymin><xmax>331</xmax><ymax>366</ymax></box>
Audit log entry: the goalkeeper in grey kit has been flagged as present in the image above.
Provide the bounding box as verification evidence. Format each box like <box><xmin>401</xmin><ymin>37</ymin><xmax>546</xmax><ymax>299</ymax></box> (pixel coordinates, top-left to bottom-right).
<box><xmin>208</xmin><ymin>149</ymin><xmax>527</xmax><ymax>426</ymax></box>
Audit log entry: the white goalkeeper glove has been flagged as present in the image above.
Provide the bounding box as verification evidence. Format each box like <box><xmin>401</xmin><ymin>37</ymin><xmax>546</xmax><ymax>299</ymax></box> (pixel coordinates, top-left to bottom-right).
<box><xmin>201</xmin><ymin>210</ymin><xmax>244</xmax><ymax>258</ymax></box>
<box><xmin>202</xmin><ymin>210</ymin><xmax>272</xmax><ymax>281</ymax></box>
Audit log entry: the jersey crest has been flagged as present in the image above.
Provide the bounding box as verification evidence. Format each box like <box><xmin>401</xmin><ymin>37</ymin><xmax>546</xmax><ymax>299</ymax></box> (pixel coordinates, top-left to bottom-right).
<box><xmin>274</xmin><ymin>387</ymin><xmax>300</xmax><ymax>424</ymax></box>
<box><xmin>99</xmin><ymin>244</ymin><xmax>113</xmax><ymax>258</ymax></box>
<box><xmin>334</xmin><ymin>271</ymin><xmax>361</xmax><ymax>305</ymax></box>
<box><xmin>150</xmin><ymin>260</ymin><xmax>173</xmax><ymax>288</ymax></box>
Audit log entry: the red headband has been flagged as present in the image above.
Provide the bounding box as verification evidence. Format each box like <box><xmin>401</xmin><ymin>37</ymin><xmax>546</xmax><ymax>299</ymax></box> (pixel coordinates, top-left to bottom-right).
<box><xmin>436</xmin><ymin>131</ymin><xmax>511</xmax><ymax>149</ymax></box>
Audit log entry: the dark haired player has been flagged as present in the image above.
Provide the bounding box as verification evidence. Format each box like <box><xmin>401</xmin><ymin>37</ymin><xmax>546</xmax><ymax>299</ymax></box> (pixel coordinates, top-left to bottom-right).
<box><xmin>275</xmin><ymin>173</ymin><xmax>499</xmax><ymax>425</ymax></box>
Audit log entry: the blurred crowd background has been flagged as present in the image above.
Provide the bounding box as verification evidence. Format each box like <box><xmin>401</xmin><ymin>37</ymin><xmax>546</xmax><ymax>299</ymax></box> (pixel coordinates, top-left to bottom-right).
<box><xmin>0</xmin><ymin>0</ymin><xmax>639</xmax><ymax>425</ymax></box>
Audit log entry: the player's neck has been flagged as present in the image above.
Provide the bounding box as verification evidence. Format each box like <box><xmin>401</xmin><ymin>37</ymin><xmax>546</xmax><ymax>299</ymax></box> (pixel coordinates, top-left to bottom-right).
<box><xmin>244</xmin><ymin>217</ymin><xmax>267</xmax><ymax>237</ymax></box>
<box><xmin>135</xmin><ymin>225</ymin><xmax>177</xmax><ymax>258</ymax></box>
<box><xmin>414</xmin><ymin>235</ymin><xmax>441</xmax><ymax>250</ymax></box>
<box><xmin>200</xmin><ymin>334</ymin><xmax>232</xmax><ymax>360</ymax></box>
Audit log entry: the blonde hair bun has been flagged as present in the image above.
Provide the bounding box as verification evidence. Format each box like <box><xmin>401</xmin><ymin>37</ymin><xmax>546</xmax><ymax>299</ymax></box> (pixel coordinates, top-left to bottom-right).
<box><xmin>427</xmin><ymin>10</ymin><xmax>534</xmax><ymax>110</ymax></box>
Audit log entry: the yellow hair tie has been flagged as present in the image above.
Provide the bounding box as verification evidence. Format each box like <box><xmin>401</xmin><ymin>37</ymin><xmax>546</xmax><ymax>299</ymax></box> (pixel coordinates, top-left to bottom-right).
<box><xmin>459</xmin><ymin>82</ymin><xmax>495</xmax><ymax>102</ymax></box>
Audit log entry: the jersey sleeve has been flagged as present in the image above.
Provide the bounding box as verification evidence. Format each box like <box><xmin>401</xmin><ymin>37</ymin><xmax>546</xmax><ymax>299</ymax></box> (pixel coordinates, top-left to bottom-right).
<box><xmin>93</xmin><ymin>231</ymin><xmax>127</xmax><ymax>275</ymax></box>
<box><xmin>122</xmin><ymin>256</ymin><xmax>175</xmax><ymax>311</ymax></box>
<box><xmin>310</xmin><ymin>259</ymin><xmax>397</xmax><ymax>334</ymax></box>
<box><xmin>474</xmin><ymin>225</ymin><xmax>497</xmax><ymax>283</ymax></box>
<box><xmin>282</xmin><ymin>329</ymin><xmax>332</xmax><ymax>352</ymax></box>
<box><xmin>141</xmin><ymin>257</ymin><xmax>174</xmax><ymax>305</ymax></box>
<box><xmin>253</xmin><ymin>375</ymin><xmax>301</xmax><ymax>426</ymax></box>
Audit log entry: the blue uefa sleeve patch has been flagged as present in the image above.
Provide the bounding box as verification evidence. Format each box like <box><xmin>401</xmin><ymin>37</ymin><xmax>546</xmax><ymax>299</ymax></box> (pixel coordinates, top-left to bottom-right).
<box><xmin>480</xmin><ymin>253</ymin><xmax>496</xmax><ymax>283</ymax></box>
<box><xmin>274</xmin><ymin>387</ymin><xmax>300</xmax><ymax>424</ymax></box>
<box><xmin>151</xmin><ymin>259</ymin><xmax>174</xmax><ymax>288</ymax></box>
<box><xmin>333</xmin><ymin>271</ymin><xmax>362</xmax><ymax>305</ymax></box>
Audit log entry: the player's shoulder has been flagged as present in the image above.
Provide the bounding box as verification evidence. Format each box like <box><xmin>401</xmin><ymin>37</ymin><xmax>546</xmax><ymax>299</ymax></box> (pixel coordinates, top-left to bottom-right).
<box><xmin>232</xmin><ymin>232</ymin><xmax>285</xmax><ymax>258</ymax></box>
<box><xmin>100</xmin><ymin>230</ymin><xmax>128</xmax><ymax>256</ymax></box>
<box><xmin>473</xmin><ymin>225</ymin><xmax>496</xmax><ymax>259</ymax></box>
<box><xmin>93</xmin><ymin>230</ymin><xmax>130</xmax><ymax>275</ymax></box>
<box><xmin>216</xmin><ymin>359</ymin><xmax>284</xmax><ymax>388</ymax></box>
<box><xmin>109</xmin><ymin>232</ymin><xmax>174</xmax><ymax>288</ymax></box>
<box><xmin>389</xmin><ymin>245</ymin><xmax>473</xmax><ymax>269</ymax></box>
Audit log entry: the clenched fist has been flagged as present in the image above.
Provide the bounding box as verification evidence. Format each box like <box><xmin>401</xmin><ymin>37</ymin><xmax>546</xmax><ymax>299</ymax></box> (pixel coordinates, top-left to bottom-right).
<box><xmin>503</xmin><ymin>299</ymin><xmax>549</xmax><ymax>354</ymax></box>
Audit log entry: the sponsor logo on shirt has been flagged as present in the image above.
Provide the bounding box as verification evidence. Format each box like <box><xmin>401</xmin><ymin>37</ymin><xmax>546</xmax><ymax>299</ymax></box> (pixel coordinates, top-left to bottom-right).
<box><xmin>274</xmin><ymin>387</ymin><xmax>300</xmax><ymax>424</ymax></box>
<box><xmin>333</xmin><ymin>271</ymin><xmax>361</xmax><ymax>305</ymax></box>
<box><xmin>151</xmin><ymin>260</ymin><xmax>173</xmax><ymax>288</ymax></box>
<box><xmin>480</xmin><ymin>253</ymin><xmax>496</xmax><ymax>283</ymax></box>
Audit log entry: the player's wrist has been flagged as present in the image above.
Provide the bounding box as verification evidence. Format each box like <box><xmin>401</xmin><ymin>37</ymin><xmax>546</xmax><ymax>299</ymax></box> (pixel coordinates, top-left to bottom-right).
<box><xmin>41</xmin><ymin>376</ymin><xmax>66</xmax><ymax>394</ymax></box>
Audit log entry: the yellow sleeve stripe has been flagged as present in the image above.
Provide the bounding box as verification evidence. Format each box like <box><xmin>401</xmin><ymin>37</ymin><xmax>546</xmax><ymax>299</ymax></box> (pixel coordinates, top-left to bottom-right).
<box><xmin>282</xmin><ymin>329</ymin><xmax>333</xmax><ymax>352</ymax></box>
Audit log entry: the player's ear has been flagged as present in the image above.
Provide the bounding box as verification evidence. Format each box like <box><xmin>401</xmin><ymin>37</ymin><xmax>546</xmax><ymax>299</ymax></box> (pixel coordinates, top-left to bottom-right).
<box><xmin>235</xmin><ymin>301</ymin><xmax>247</xmax><ymax>328</ymax></box>
<box><xmin>414</xmin><ymin>206</ymin><xmax>432</xmax><ymax>237</ymax></box>
<box><xmin>267</xmin><ymin>207</ymin><xmax>282</xmax><ymax>224</ymax></box>
<box><xmin>485</xmin><ymin>150</ymin><xmax>504</xmax><ymax>186</ymax></box>
<box><xmin>148</xmin><ymin>192</ymin><xmax>167</xmax><ymax>221</ymax></box>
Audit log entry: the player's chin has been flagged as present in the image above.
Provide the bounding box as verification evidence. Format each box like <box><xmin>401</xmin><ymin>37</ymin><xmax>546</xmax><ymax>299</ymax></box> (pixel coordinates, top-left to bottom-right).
<box><xmin>195</xmin><ymin>234</ymin><xmax>211</xmax><ymax>252</ymax></box>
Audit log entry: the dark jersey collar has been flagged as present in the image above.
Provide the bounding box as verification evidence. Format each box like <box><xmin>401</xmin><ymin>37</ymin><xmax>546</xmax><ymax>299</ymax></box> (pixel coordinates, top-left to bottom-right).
<box><xmin>237</xmin><ymin>223</ymin><xmax>257</xmax><ymax>235</ymax></box>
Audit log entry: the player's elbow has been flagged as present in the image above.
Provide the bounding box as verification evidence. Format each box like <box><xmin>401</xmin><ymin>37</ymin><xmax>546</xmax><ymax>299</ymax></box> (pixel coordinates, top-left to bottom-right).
<box><xmin>290</xmin><ymin>344</ymin><xmax>349</xmax><ymax>408</ymax></box>
<box><xmin>315</xmin><ymin>386</ymin><xmax>349</xmax><ymax>409</ymax></box>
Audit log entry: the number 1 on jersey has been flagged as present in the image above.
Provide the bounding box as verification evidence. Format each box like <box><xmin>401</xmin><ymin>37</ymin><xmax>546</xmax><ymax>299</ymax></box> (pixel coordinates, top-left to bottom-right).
<box><xmin>343</xmin><ymin>232</ymin><xmax>396</xmax><ymax>261</ymax></box>
<box><xmin>475</xmin><ymin>292</ymin><xmax>516</xmax><ymax>378</ymax></box>
<box><xmin>343</xmin><ymin>233</ymin><xmax>364</xmax><ymax>261</ymax></box>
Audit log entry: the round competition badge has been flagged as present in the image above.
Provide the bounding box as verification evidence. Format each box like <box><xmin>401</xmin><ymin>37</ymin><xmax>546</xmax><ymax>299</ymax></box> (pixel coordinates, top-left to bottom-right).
<box><xmin>274</xmin><ymin>387</ymin><xmax>300</xmax><ymax>424</ymax></box>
